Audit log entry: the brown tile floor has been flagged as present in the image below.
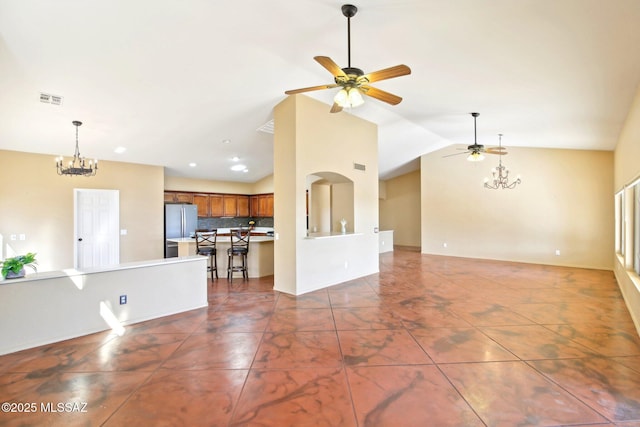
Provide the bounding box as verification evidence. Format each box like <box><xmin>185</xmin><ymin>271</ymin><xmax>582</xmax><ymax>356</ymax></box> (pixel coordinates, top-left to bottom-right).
<box><xmin>1</xmin><ymin>250</ymin><xmax>640</xmax><ymax>426</ymax></box>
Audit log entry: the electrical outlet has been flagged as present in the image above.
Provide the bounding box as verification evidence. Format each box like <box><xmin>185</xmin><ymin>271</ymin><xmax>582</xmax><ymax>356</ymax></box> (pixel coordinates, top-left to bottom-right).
<box><xmin>443</xmin><ymin>242</ymin><xmax>448</xmax><ymax>248</ymax></box>
<box><xmin>555</xmin><ymin>249</ymin><xmax>561</xmax><ymax>256</ymax></box>
<box><xmin>119</xmin><ymin>295</ymin><xmax>127</xmax><ymax>305</ymax></box>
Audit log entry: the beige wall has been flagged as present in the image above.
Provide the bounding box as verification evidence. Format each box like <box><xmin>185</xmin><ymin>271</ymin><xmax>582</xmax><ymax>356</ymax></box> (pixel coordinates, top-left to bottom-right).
<box><xmin>331</xmin><ymin>182</ymin><xmax>354</xmax><ymax>233</ymax></box>
<box><xmin>613</xmin><ymin>84</ymin><xmax>640</xmax><ymax>334</ymax></box>
<box><xmin>310</xmin><ymin>183</ymin><xmax>331</xmax><ymax>233</ymax></box>
<box><xmin>379</xmin><ymin>170</ymin><xmax>421</xmax><ymax>248</ymax></box>
<box><xmin>0</xmin><ymin>150</ymin><xmax>164</xmax><ymax>272</ymax></box>
<box><xmin>164</xmin><ymin>174</ymin><xmax>274</xmax><ymax>194</ymax></box>
<box><xmin>421</xmin><ymin>146</ymin><xmax>613</xmax><ymax>269</ymax></box>
<box><xmin>273</xmin><ymin>94</ymin><xmax>379</xmax><ymax>294</ymax></box>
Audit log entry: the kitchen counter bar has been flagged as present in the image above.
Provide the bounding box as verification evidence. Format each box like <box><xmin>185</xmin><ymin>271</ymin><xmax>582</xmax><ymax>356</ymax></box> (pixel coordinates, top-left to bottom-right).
<box><xmin>167</xmin><ymin>236</ymin><xmax>274</xmax><ymax>278</ymax></box>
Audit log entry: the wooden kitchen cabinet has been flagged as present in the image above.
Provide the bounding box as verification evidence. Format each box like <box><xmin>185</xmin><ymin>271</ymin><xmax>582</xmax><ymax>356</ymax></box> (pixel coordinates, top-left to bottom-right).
<box><xmin>250</xmin><ymin>195</ymin><xmax>260</xmax><ymax>217</ymax></box>
<box><xmin>209</xmin><ymin>194</ymin><xmax>224</xmax><ymax>217</ymax></box>
<box><xmin>223</xmin><ymin>195</ymin><xmax>237</xmax><ymax>217</ymax></box>
<box><xmin>193</xmin><ymin>194</ymin><xmax>210</xmax><ymax>217</ymax></box>
<box><xmin>259</xmin><ymin>194</ymin><xmax>274</xmax><ymax>217</ymax></box>
<box><xmin>237</xmin><ymin>195</ymin><xmax>250</xmax><ymax>217</ymax></box>
<box><xmin>164</xmin><ymin>191</ymin><xmax>194</xmax><ymax>203</ymax></box>
<box><xmin>250</xmin><ymin>193</ymin><xmax>274</xmax><ymax>217</ymax></box>
<box><xmin>165</xmin><ymin>191</ymin><xmax>271</xmax><ymax>218</ymax></box>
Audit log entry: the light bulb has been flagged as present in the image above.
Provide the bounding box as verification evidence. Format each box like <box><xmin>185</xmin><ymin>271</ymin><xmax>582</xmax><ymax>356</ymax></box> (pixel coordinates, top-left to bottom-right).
<box><xmin>347</xmin><ymin>88</ymin><xmax>364</xmax><ymax>107</ymax></box>
<box><xmin>467</xmin><ymin>152</ymin><xmax>484</xmax><ymax>162</ymax></box>
<box><xmin>334</xmin><ymin>89</ymin><xmax>348</xmax><ymax>107</ymax></box>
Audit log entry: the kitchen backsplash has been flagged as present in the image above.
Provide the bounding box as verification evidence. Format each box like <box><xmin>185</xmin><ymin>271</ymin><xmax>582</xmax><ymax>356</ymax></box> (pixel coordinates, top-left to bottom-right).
<box><xmin>197</xmin><ymin>216</ymin><xmax>273</xmax><ymax>230</ymax></box>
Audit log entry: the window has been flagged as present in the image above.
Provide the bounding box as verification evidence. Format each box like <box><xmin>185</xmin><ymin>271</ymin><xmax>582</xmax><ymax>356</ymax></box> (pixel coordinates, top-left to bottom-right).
<box><xmin>615</xmin><ymin>190</ymin><xmax>624</xmax><ymax>256</ymax></box>
<box><xmin>635</xmin><ymin>183</ymin><xmax>640</xmax><ymax>275</ymax></box>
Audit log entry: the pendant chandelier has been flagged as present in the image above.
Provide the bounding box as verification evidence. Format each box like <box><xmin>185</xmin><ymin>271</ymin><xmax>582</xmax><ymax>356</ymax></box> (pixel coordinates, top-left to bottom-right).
<box><xmin>56</xmin><ymin>120</ymin><xmax>98</xmax><ymax>177</ymax></box>
<box><xmin>484</xmin><ymin>134</ymin><xmax>521</xmax><ymax>189</ymax></box>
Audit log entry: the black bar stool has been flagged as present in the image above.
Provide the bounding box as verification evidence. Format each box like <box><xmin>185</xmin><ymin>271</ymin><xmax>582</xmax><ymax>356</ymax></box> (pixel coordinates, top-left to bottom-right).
<box><xmin>227</xmin><ymin>228</ymin><xmax>250</xmax><ymax>281</ymax></box>
<box><xmin>196</xmin><ymin>230</ymin><xmax>218</xmax><ymax>280</ymax></box>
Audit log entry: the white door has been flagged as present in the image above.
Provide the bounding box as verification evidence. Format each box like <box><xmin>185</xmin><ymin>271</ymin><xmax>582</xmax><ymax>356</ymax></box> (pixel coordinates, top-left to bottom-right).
<box><xmin>75</xmin><ymin>189</ymin><xmax>120</xmax><ymax>269</ymax></box>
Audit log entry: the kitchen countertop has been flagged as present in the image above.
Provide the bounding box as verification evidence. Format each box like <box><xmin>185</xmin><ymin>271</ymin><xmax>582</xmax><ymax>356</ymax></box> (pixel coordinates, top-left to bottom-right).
<box><xmin>167</xmin><ymin>236</ymin><xmax>274</xmax><ymax>243</ymax></box>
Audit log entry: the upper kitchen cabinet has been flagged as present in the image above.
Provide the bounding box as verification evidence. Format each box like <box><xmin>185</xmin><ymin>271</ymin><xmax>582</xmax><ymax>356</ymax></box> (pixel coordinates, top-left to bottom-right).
<box><xmin>250</xmin><ymin>195</ymin><xmax>260</xmax><ymax>217</ymax></box>
<box><xmin>251</xmin><ymin>193</ymin><xmax>274</xmax><ymax>217</ymax></box>
<box><xmin>237</xmin><ymin>195</ymin><xmax>250</xmax><ymax>217</ymax></box>
<box><xmin>164</xmin><ymin>191</ymin><xmax>272</xmax><ymax>218</ymax></box>
<box><xmin>193</xmin><ymin>194</ymin><xmax>210</xmax><ymax>217</ymax></box>
<box><xmin>223</xmin><ymin>195</ymin><xmax>237</xmax><ymax>217</ymax></box>
<box><xmin>164</xmin><ymin>191</ymin><xmax>194</xmax><ymax>204</ymax></box>
<box><xmin>209</xmin><ymin>195</ymin><xmax>224</xmax><ymax>217</ymax></box>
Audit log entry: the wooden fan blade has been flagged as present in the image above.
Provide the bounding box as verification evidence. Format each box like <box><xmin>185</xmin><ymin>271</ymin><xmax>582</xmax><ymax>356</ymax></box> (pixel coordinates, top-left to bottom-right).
<box><xmin>360</xmin><ymin>64</ymin><xmax>411</xmax><ymax>84</ymax></box>
<box><xmin>330</xmin><ymin>103</ymin><xmax>343</xmax><ymax>114</ymax></box>
<box><xmin>443</xmin><ymin>151</ymin><xmax>470</xmax><ymax>158</ymax></box>
<box><xmin>486</xmin><ymin>150</ymin><xmax>508</xmax><ymax>155</ymax></box>
<box><xmin>361</xmin><ymin>85</ymin><xmax>403</xmax><ymax>105</ymax></box>
<box><xmin>314</xmin><ymin>56</ymin><xmax>347</xmax><ymax>78</ymax></box>
<box><xmin>285</xmin><ymin>83</ymin><xmax>339</xmax><ymax>95</ymax></box>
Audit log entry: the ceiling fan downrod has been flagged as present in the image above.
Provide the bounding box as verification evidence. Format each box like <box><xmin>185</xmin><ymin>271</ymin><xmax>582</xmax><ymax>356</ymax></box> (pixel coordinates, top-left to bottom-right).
<box><xmin>472</xmin><ymin>112</ymin><xmax>479</xmax><ymax>145</ymax></box>
<box><xmin>342</xmin><ymin>4</ymin><xmax>357</xmax><ymax>69</ymax></box>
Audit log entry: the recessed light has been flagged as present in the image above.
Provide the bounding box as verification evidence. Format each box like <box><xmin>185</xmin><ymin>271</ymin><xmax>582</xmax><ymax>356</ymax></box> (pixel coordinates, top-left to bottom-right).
<box><xmin>231</xmin><ymin>156</ymin><xmax>239</xmax><ymax>162</ymax></box>
<box><xmin>230</xmin><ymin>164</ymin><xmax>246</xmax><ymax>171</ymax></box>
<box><xmin>114</xmin><ymin>146</ymin><xmax>126</xmax><ymax>154</ymax></box>
<box><xmin>222</xmin><ymin>139</ymin><xmax>231</xmax><ymax>144</ymax></box>
<box><xmin>189</xmin><ymin>162</ymin><xmax>197</xmax><ymax>167</ymax></box>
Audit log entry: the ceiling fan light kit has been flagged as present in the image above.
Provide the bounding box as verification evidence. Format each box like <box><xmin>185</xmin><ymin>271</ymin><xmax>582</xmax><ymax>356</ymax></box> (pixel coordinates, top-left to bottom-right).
<box><xmin>484</xmin><ymin>134</ymin><xmax>521</xmax><ymax>189</ymax></box>
<box><xmin>334</xmin><ymin>87</ymin><xmax>364</xmax><ymax>108</ymax></box>
<box><xmin>284</xmin><ymin>4</ymin><xmax>411</xmax><ymax>113</ymax></box>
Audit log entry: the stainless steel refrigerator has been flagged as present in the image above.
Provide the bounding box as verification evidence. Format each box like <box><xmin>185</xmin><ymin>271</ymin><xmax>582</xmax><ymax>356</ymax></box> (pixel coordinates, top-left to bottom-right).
<box><xmin>164</xmin><ymin>203</ymin><xmax>198</xmax><ymax>257</ymax></box>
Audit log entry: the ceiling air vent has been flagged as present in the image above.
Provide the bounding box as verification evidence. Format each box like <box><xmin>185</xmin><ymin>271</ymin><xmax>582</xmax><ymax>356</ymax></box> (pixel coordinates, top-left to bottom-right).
<box><xmin>257</xmin><ymin>119</ymin><xmax>274</xmax><ymax>134</ymax></box>
<box><xmin>353</xmin><ymin>162</ymin><xmax>366</xmax><ymax>171</ymax></box>
<box><xmin>40</xmin><ymin>92</ymin><xmax>63</xmax><ymax>106</ymax></box>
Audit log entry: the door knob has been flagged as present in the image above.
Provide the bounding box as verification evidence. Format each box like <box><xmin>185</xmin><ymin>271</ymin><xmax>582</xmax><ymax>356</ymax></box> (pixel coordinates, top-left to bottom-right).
<box><xmin>78</xmin><ymin>238</ymin><xmax>83</xmax><ymax>242</ymax></box>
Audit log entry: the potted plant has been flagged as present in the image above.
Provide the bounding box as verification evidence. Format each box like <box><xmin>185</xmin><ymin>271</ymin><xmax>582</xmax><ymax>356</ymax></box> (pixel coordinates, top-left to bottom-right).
<box><xmin>1</xmin><ymin>252</ymin><xmax>37</xmax><ymax>279</ymax></box>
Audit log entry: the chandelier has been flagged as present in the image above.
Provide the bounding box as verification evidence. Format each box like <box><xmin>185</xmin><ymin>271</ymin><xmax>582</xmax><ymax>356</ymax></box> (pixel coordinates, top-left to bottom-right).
<box><xmin>484</xmin><ymin>134</ymin><xmax>521</xmax><ymax>189</ymax></box>
<box><xmin>56</xmin><ymin>120</ymin><xmax>98</xmax><ymax>177</ymax></box>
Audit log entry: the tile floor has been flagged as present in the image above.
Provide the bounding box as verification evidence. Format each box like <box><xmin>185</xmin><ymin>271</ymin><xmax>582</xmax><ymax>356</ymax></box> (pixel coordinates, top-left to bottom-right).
<box><xmin>1</xmin><ymin>250</ymin><xmax>640</xmax><ymax>426</ymax></box>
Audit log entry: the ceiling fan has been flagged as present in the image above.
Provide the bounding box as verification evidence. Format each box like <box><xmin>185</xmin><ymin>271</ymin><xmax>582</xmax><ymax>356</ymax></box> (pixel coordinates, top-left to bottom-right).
<box><xmin>284</xmin><ymin>4</ymin><xmax>411</xmax><ymax>113</ymax></box>
<box><xmin>444</xmin><ymin>112</ymin><xmax>508</xmax><ymax>161</ymax></box>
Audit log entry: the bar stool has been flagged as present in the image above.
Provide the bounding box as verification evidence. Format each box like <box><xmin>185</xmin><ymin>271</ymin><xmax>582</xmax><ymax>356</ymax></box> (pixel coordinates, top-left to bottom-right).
<box><xmin>196</xmin><ymin>230</ymin><xmax>218</xmax><ymax>280</ymax></box>
<box><xmin>227</xmin><ymin>228</ymin><xmax>250</xmax><ymax>281</ymax></box>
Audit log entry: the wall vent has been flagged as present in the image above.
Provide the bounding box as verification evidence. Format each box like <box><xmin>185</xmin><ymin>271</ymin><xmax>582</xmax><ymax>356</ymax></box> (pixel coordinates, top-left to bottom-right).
<box><xmin>40</xmin><ymin>92</ymin><xmax>63</xmax><ymax>106</ymax></box>
<box><xmin>353</xmin><ymin>162</ymin><xmax>366</xmax><ymax>171</ymax></box>
<box><xmin>257</xmin><ymin>119</ymin><xmax>274</xmax><ymax>134</ymax></box>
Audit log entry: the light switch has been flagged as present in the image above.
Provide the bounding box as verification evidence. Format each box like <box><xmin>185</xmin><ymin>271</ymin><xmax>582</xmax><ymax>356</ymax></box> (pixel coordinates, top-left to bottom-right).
<box><xmin>120</xmin><ymin>229</ymin><xmax>127</xmax><ymax>235</ymax></box>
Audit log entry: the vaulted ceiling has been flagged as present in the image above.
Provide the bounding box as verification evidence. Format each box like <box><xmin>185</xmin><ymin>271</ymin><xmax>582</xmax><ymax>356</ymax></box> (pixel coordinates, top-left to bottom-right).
<box><xmin>1</xmin><ymin>0</ymin><xmax>640</xmax><ymax>182</ymax></box>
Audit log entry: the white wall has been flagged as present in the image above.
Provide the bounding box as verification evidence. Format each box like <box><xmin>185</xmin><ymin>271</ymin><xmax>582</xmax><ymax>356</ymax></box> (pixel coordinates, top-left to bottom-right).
<box><xmin>0</xmin><ymin>257</ymin><xmax>207</xmax><ymax>355</ymax></box>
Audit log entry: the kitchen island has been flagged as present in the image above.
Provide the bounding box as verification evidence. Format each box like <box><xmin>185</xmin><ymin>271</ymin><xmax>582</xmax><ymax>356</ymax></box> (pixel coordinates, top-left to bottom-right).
<box><xmin>167</xmin><ymin>234</ymin><xmax>274</xmax><ymax>278</ymax></box>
